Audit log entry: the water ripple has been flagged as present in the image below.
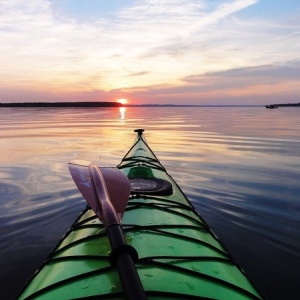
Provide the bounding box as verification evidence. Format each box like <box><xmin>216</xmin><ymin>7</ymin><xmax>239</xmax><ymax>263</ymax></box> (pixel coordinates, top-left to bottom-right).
<box><xmin>1</xmin><ymin>107</ymin><xmax>300</xmax><ymax>299</ymax></box>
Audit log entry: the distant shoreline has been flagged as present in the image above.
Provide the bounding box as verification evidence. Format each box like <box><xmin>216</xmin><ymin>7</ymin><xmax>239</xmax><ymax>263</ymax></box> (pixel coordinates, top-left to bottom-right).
<box><xmin>2</xmin><ymin>101</ymin><xmax>298</xmax><ymax>108</ymax></box>
<box><xmin>0</xmin><ymin>102</ymin><xmax>122</xmax><ymax>108</ymax></box>
<box><xmin>266</xmin><ymin>103</ymin><xmax>300</xmax><ymax>109</ymax></box>
<box><xmin>126</xmin><ymin>104</ymin><xmax>262</xmax><ymax>107</ymax></box>
<box><xmin>0</xmin><ymin>102</ymin><xmax>264</xmax><ymax>108</ymax></box>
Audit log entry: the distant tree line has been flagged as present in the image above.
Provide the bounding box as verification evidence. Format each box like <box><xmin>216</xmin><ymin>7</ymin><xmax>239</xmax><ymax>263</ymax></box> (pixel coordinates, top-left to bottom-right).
<box><xmin>266</xmin><ymin>102</ymin><xmax>300</xmax><ymax>109</ymax></box>
<box><xmin>0</xmin><ymin>102</ymin><xmax>122</xmax><ymax>108</ymax></box>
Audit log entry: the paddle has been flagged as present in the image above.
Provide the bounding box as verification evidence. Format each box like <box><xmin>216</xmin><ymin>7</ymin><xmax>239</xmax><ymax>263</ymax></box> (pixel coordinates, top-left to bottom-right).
<box><xmin>68</xmin><ymin>160</ymin><xmax>146</xmax><ymax>300</ymax></box>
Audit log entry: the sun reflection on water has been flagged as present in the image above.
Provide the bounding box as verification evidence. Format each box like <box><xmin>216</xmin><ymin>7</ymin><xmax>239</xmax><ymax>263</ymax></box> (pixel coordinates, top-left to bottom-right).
<box><xmin>119</xmin><ymin>107</ymin><xmax>126</xmax><ymax>120</ymax></box>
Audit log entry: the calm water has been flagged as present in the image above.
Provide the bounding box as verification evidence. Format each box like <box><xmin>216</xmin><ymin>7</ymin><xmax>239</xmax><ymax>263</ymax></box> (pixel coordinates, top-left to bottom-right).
<box><xmin>0</xmin><ymin>106</ymin><xmax>299</xmax><ymax>299</ymax></box>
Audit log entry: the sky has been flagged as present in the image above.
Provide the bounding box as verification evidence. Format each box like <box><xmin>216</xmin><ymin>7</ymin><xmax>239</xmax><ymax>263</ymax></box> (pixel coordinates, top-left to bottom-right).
<box><xmin>0</xmin><ymin>0</ymin><xmax>300</xmax><ymax>105</ymax></box>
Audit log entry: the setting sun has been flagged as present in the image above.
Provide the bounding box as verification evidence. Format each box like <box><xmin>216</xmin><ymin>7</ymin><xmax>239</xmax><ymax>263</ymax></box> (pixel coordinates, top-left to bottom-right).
<box><xmin>117</xmin><ymin>98</ymin><xmax>128</xmax><ymax>105</ymax></box>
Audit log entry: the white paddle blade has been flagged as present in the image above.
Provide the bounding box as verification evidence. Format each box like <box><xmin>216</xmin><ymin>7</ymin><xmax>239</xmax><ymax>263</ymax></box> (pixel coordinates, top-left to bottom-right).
<box><xmin>68</xmin><ymin>160</ymin><xmax>131</xmax><ymax>220</ymax></box>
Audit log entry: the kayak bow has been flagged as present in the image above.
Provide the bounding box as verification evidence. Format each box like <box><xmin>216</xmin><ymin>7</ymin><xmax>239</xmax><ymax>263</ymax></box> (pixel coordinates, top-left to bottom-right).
<box><xmin>18</xmin><ymin>129</ymin><xmax>263</xmax><ymax>300</ymax></box>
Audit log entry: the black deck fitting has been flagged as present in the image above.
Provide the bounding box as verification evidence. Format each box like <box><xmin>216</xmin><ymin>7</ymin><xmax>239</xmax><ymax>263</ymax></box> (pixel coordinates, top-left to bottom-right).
<box><xmin>134</xmin><ymin>129</ymin><xmax>145</xmax><ymax>136</ymax></box>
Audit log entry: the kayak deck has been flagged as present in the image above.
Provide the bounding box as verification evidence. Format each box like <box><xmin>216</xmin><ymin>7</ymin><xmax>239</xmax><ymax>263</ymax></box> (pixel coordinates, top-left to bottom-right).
<box><xmin>18</xmin><ymin>129</ymin><xmax>263</xmax><ymax>299</ymax></box>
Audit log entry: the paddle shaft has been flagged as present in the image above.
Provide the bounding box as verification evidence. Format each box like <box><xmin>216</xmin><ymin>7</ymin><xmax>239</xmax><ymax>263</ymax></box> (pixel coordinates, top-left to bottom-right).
<box><xmin>89</xmin><ymin>165</ymin><xmax>146</xmax><ymax>300</ymax></box>
<box><xmin>107</xmin><ymin>225</ymin><xmax>146</xmax><ymax>300</ymax></box>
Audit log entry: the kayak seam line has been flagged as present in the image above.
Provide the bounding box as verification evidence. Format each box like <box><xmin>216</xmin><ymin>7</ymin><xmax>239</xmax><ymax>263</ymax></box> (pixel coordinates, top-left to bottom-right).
<box><xmin>125</xmin><ymin>205</ymin><xmax>205</xmax><ymax>228</ymax></box>
<box><xmin>127</xmin><ymin>199</ymin><xmax>204</xmax><ymax>217</ymax></box>
<box><xmin>117</xmin><ymin>137</ymin><xmax>166</xmax><ymax>171</ymax></box>
<box><xmin>48</xmin><ymin>255</ymin><xmax>109</xmax><ymax>263</ymax></box>
<box><xmin>70</xmin><ymin>292</ymin><xmax>125</xmax><ymax>300</ymax></box>
<box><xmin>73</xmin><ymin>213</ymin><xmax>99</xmax><ymax>227</ymax></box>
<box><xmin>49</xmin><ymin>206</ymin><xmax>92</xmax><ymax>254</ymax></box>
<box><xmin>51</xmin><ymin>233</ymin><xmax>108</xmax><ymax>257</ymax></box>
<box><xmin>123</xmin><ymin>224</ymin><xmax>209</xmax><ymax>237</ymax></box>
<box><xmin>73</xmin><ymin>291</ymin><xmax>215</xmax><ymax>300</ymax></box>
<box><xmin>128</xmin><ymin>196</ymin><xmax>208</xmax><ymax>229</ymax></box>
<box><xmin>119</xmin><ymin>155</ymin><xmax>164</xmax><ymax>165</ymax></box>
<box><xmin>123</xmin><ymin>225</ymin><xmax>229</xmax><ymax>257</ymax></box>
<box><xmin>71</xmin><ymin>223</ymin><xmax>104</xmax><ymax>230</ymax></box>
<box><xmin>51</xmin><ymin>224</ymin><xmax>227</xmax><ymax>259</ymax></box>
<box><xmin>128</xmin><ymin>201</ymin><xmax>194</xmax><ymax>210</ymax></box>
<box><xmin>21</xmin><ymin>260</ymin><xmax>259</xmax><ymax>299</ymax></box>
<box><xmin>20</xmin><ymin>267</ymin><xmax>119</xmax><ymax>300</ymax></box>
<box><xmin>163</xmin><ymin>171</ymin><xmax>265</xmax><ymax>295</ymax></box>
<box><xmin>120</xmin><ymin>156</ymin><xmax>161</xmax><ymax>166</ymax></box>
<box><xmin>129</xmin><ymin>194</ymin><xmax>205</xmax><ymax>221</ymax></box>
<box><xmin>71</xmin><ymin>291</ymin><xmax>214</xmax><ymax>300</ymax></box>
<box><xmin>116</xmin><ymin>135</ymin><xmax>161</xmax><ymax>170</ymax></box>
<box><xmin>125</xmin><ymin>203</ymin><xmax>208</xmax><ymax>229</ymax></box>
<box><xmin>128</xmin><ymin>196</ymin><xmax>202</xmax><ymax>215</ymax></box>
<box><xmin>118</xmin><ymin>161</ymin><xmax>166</xmax><ymax>171</ymax></box>
<box><xmin>141</xmin><ymin>260</ymin><xmax>263</xmax><ymax>300</ymax></box>
<box><xmin>115</xmin><ymin>135</ymin><xmax>142</xmax><ymax>168</ymax></box>
<box><xmin>145</xmin><ymin>291</ymin><xmax>215</xmax><ymax>300</ymax></box>
<box><xmin>121</xmin><ymin>156</ymin><xmax>158</xmax><ymax>162</ymax></box>
<box><xmin>125</xmin><ymin>225</ymin><xmax>226</xmax><ymax>260</ymax></box>
<box><xmin>140</xmin><ymin>255</ymin><xmax>233</xmax><ymax>263</ymax></box>
<box><xmin>16</xmin><ymin>205</ymin><xmax>95</xmax><ymax>299</ymax></box>
<box><xmin>123</xmin><ymin>223</ymin><xmax>206</xmax><ymax>231</ymax></box>
<box><xmin>166</xmin><ymin>172</ymin><xmax>234</xmax><ymax>253</ymax></box>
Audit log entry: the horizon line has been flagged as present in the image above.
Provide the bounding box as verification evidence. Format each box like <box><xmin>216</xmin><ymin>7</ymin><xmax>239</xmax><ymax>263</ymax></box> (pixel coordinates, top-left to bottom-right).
<box><xmin>0</xmin><ymin>101</ymin><xmax>265</xmax><ymax>108</ymax></box>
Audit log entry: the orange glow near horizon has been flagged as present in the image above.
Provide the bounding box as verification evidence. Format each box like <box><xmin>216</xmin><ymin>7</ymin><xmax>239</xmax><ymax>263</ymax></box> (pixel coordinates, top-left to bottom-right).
<box><xmin>116</xmin><ymin>98</ymin><xmax>128</xmax><ymax>105</ymax></box>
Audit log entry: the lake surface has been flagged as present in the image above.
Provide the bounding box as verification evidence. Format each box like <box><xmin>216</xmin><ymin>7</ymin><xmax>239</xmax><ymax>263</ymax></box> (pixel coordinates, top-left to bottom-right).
<box><xmin>0</xmin><ymin>106</ymin><xmax>299</xmax><ymax>299</ymax></box>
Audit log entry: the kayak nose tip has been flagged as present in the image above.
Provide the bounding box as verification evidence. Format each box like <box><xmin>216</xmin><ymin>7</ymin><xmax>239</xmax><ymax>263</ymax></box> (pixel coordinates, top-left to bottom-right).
<box><xmin>134</xmin><ymin>129</ymin><xmax>145</xmax><ymax>136</ymax></box>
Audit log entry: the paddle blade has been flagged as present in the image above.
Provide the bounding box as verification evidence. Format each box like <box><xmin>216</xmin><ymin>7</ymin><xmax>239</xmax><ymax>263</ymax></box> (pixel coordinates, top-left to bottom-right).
<box><xmin>68</xmin><ymin>160</ymin><xmax>131</xmax><ymax>220</ymax></box>
<box><xmin>100</xmin><ymin>167</ymin><xmax>131</xmax><ymax>219</ymax></box>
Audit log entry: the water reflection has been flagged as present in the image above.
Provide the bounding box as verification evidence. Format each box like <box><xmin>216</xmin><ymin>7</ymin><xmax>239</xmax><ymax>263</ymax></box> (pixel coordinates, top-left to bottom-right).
<box><xmin>119</xmin><ymin>107</ymin><xmax>126</xmax><ymax>120</ymax></box>
<box><xmin>0</xmin><ymin>107</ymin><xmax>300</xmax><ymax>299</ymax></box>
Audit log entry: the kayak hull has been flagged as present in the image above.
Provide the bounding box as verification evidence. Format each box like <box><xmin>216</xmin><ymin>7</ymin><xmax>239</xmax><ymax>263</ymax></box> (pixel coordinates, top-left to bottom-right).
<box><xmin>18</xmin><ymin>130</ymin><xmax>263</xmax><ymax>300</ymax></box>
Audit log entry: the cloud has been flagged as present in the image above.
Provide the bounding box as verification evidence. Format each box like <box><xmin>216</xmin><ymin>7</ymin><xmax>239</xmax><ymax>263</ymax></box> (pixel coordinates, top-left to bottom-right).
<box><xmin>127</xmin><ymin>71</ymin><xmax>150</xmax><ymax>77</ymax></box>
<box><xmin>184</xmin><ymin>61</ymin><xmax>300</xmax><ymax>89</ymax></box>
<box><xmin>113</xmin><ymin>61</ymin><xmax>300</xmax><ymax>104</ymax></box>
<box><xmin>0</xmin><ymin>0</ymin><xmax>299</xmax><ymax>104</ymax></box>
<box><xmin>188</xmin><ymin>0</ymin><xmax>258</xmax><ymax>33</ymax></box>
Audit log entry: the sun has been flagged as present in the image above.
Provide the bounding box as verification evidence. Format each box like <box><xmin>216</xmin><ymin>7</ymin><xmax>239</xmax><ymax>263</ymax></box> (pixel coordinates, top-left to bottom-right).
<box><xmin>116</xmin><ymin>98</ymin><xmax>128</xmax><ymax>105</ymax></box>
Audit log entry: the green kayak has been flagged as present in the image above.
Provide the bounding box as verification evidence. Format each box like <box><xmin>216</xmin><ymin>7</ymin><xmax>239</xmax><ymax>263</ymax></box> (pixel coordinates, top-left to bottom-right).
<box><xmin>18</xmin><ymin>129</ymin><xmax>263</xmax><ymax>300</ymax></box>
